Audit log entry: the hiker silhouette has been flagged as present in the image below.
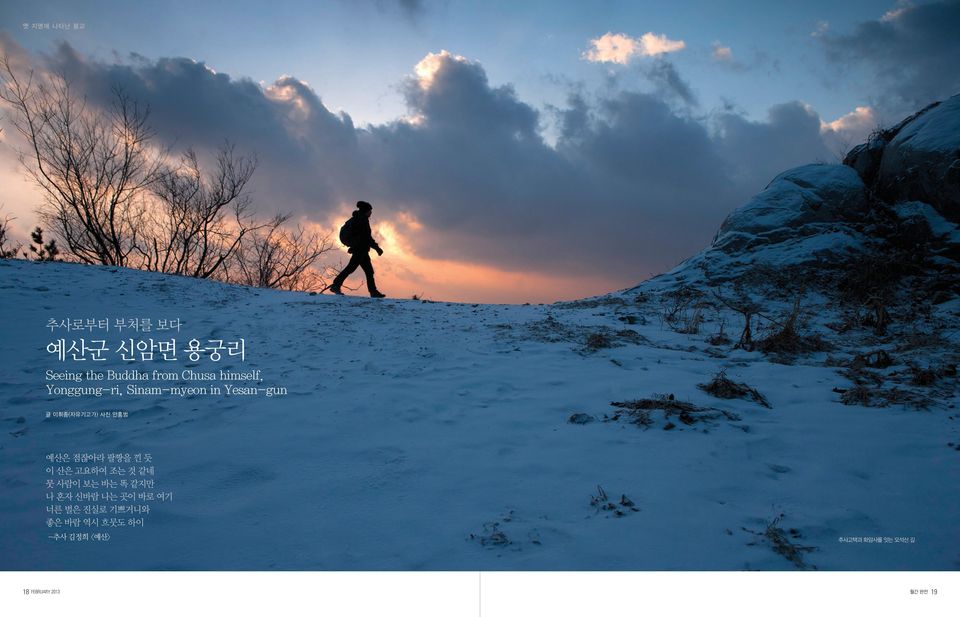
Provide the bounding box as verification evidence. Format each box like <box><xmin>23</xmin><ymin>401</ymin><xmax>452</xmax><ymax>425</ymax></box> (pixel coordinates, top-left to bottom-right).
<box><xmin>330</xmin><ymin>201</ymin><xmax>386</xmax><ymax>298</ymax></box>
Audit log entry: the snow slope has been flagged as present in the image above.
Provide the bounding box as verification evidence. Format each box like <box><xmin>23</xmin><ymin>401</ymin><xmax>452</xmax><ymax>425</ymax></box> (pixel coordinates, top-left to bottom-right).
<box><xmin>1</xmin><ymin>257</ymin><xmax>957</xmax><ymax>571</ymax></box>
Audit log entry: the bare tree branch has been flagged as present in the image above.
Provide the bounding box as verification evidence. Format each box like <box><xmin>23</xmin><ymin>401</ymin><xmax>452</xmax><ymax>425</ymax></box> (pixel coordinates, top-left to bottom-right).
<box><xmin>143</xmin><ymin>142</ymin><xmax>259</xmax><ymax>279</ymax></box>
<box><xmin>0</xmin><ymin>56</ymin><xmax>165</xmax><ymax>265</ymax></box>
<box><xmin>231</xmin><ymin>214</ymin><xmax>335</xmax><ymax>291</ymax></box>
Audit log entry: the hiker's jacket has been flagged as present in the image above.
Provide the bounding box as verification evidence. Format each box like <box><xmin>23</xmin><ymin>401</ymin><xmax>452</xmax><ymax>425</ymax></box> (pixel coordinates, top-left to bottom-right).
<box><xmin>349</xmin><ymin>210</ymin><xmax>382</xmax><ymax>254</ymax></box>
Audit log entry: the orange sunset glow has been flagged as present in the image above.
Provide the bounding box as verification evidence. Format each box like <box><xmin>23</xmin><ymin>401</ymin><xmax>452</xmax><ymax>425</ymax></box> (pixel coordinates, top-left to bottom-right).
<box><xmin>319</xmin><ymin>211</ymin><xmax>628</xmax><ymax>304</ymax></box>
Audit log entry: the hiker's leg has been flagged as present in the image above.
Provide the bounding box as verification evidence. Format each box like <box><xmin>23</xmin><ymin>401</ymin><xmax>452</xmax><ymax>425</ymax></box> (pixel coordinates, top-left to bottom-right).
<box><xmin>332</xmin><ymin>253</ymin><xmax>362</xmax><ymax>288</ymax></box>
<box><xmin>359</xmin><ymin>253</ymin><xmax>378</xmax><ymax>293</ymax></box>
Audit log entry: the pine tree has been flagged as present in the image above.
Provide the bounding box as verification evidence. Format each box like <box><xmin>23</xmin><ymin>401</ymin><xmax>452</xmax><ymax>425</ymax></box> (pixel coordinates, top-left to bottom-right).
<box><xmin>24</xmin><ymin>227</ymin><xmax>59</xmax><ymax>261</ymax></box>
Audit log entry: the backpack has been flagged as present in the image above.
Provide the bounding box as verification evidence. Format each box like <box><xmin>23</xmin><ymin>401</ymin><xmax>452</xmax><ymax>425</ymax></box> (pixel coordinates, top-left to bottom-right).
<box><xmin>339</xmin><ymin>217</ymin><xmax>359</xmax><ymax>247</ymax></box>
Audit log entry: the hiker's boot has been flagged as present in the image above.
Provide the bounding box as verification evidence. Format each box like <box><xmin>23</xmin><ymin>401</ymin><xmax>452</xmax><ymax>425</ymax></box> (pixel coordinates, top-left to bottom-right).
<box><xmin>329</xmin><ymin>285</ymin><xmax>343</xmax><ymax>295</ymax></box>
<box><xmin>369</xmin><ymin>290</ymin><xmax>386</xmax><ymax>298</ymax></box>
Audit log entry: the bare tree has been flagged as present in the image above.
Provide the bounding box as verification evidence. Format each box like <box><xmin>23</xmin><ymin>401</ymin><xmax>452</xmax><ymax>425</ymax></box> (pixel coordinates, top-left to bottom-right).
<box><xmin>0</xmin><ymin>56</ymin><xmax>165</xmax><ymax>266</ymax></box>
<box><xmin>711</xmin><ymin>288</ymin><xmax>762</xmax><ymax>351</ymax></box>
<box><xmin>0</xmin><ymin>208</ymin><xmax>20</xmax><ymax>259</ymax></box>
<box><xmin>1</xmin><ymin>55</ymin><xmax>331</xmax><ymax>293</ymax></box>
<box><xmin>231</xmin><ymin>213</ymin><xmax>335</xmax><ymax>291</ymax></box>
<box><xmin>138</xmin><ymin>143</ymin><xmax>258</xmax><ymax>279</ymax></box>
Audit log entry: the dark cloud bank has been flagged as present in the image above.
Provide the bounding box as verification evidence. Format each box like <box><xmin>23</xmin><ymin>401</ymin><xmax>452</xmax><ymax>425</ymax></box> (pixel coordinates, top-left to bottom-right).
<box><xmin>3</xmin><ymin>37</ymin><xmax>858</xmax><ymax>284</ymax></box>
<box><xmin>820</xmin><ymin>0</ymin><xmax>960</xmax><ymax>120</ymax></box>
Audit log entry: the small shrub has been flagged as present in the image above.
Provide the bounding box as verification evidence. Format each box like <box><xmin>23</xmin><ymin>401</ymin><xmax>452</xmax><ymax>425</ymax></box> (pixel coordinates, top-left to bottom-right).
<box><xmin>659</xmin><ymin>285</ymin><xmax>708</xmax><ymax>334</ymax></box>
<box><xmin>910</xmin><ymin>365</ymin><xmax>939</xmax><ymax>387</ymax></box>
<box><xmin>707</xmin><ymin>331</ymin><xmax>732</xmax><ymax>346</ymax></box>
<box><xmin>611</xmin><ymin>393</ymin><xmax>702</xmax><ymax>413</ymax></box>
<box><xmin>615</xmin><ymin>329</ymin><xmax>647</xmax><ymax>345</ymax></box>
<box><xmin>469</xmin><ymin>522</ymin><xmax>510</xmax><ymax>547</ymax></box>
<box><xmin>840</xmin><ymin>366</ymin><xmax>884</xmax><ymax>387</ymax></box>
<box><xmin>839</xmin><ymin>384</ymin><xmax>874</xmax><ymax>406</ymax></box>
<box><xmin>589</xmin><ymin>485</ymin><xmax>639</xmax><ymax>517</ymax></box>
<box><xmin>756</xmin><ymin>299</ymin><xmax>830</xmax><ymax>359</ymax></box>
<box><xmin>707</xmin><ymin>318</ymin><xmax>731</xmax><ymax>346</ymax></box>
<box><xmin>850</xmin><ymin>350</ymin><xmax>894</xmax><ymax>369</ymax></box>
<box><xmin>605</xmin><ymin>394</ymin><xmax>738</xmax><ymax>430</ymax></box>
<box><xmin>585</xmin><ymin>332</ymin><xmax>613</xmax><ymax>350</ymax></box>
<box><xmin>909</xmin><ymin>363</ymin><xmax>956</xmax><ymax>387</ymax></box>
<box><xmin>0</xmin><ymin>211</ymin><xmax>20</xmax><ymax>259</ymax></box>
<box><xmin>698</xmin><ymin>370</ymin><xmax>771</xmax><ymax>408</ymax></box>
<box><xmin>835</xmin><ymin>250</ymin><xmax>916</xmax><ymax>303</ymax></box>
<box><xmin>750</xmin><ymin>513</ymin><xmax>816</xmax><ymax>570</ymax></box>
<box><xmin>24</xmin><ymin>227</ymin><xmax>59</xmax><ymax>262</ymax></box>
<box><xmin>837</xmin><ymin>384</ymin><xmax>931</xmax><ymax>409</ymax></box>
<box><xmin>710</xmin><ymin>289</ymin><xmax>762</xmax><ymax>351</ymax></box>
<box><xmin>567</xmin><ymin>413</ymin><xmax>595</xmax><ymax>425</ymax></box>
<box><xmin>895</xmin><ymin>329</ymin><xmax>946</xmax><ymax>351</ymax></box>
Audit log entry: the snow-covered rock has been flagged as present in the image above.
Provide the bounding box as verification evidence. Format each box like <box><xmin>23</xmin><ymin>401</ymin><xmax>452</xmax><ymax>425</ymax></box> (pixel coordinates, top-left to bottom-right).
<box><xmin>651</xmin><ymin>164</ymin><xmax>872</xmax><ymax>286</ymax></box>
<box><xmin>651</xmin><ymin>96</ymin><xmax>960</xmax><ymax>291</ymax></box>
<box><xmin>717</xmin><ymin>164</ymin><xmax>867</xmax><ymax>237</ymax></box>
<box><xmin>891</xmin><ymin>201</ymin><xmax>960</xmax><ymax>245</ymax></box>
<box><xmin>845</xmin><ymin>94</ymin><xmax>960</xmax><ymax>223</ymax></box>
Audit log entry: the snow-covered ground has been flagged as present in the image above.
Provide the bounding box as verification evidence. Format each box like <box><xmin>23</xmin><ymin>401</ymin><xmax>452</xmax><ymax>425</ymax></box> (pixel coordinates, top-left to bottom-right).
<box><xmin>1</xmin><ymin>257</ymin><xmax>957</xmax><ymax>570</ymax></box>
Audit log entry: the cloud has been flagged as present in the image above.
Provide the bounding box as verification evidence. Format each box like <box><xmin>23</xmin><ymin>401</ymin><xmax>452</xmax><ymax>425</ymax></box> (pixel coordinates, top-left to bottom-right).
<box><xmin>638</xmin><ymin>32</ymin><xmax>687</xmax><ymax>56</ymax></box>
<box><xmin>35</xmin><ymin>41</ymin><xmax>364</xmax><ymax>214</ymax></box>
<box><xmin>397</xmin><ymin>0</ymin><xmax>426</xmax><ymax>18</ymax></box>
<box><xmin>880</xmin><ymin>0</ymin><xmax>913</xmax><ymax>22</ymax></box>
<box><xmin>413</xmin><ymin>49</ymin><xmax>468</xmax><ymax>89</ymax></box>
<box><xmin>819</xmin><ymin>105</ymin><xmax>876</xmax><ymax>159</ymax></box>
<box><xmin>583</xmin><ymin>32</ymin><xmax>685</xmax><ymax>64</ymax></box>
<box><xmin>819</xmin><ymin>0</ymin><xmax>960</xmax><ymax>115</ymax></box>
<box><xmin>399</xmin><ymin>50</ymin><xmax>540</xmax><ymax>138</ymax></box>
<box><xmin>711</xmin><ymin>42</ymin><xmax>748</xmax><ymax>73</ymax></box>
<box><xmin>821</xmin><ymin>105</ymin><xmax>875</xmax><ymax>135</ymax></box>
<box><xmin>712</xmin><ymin>101</ymin><xmax>834</xmax><ymax>187</ymax></box>
<box><xmin>642</xmin><ymin>58</ymin><xmax>697</xmax><ymax>106</ymax></box>
<box><xmin>0</xmin><ymin>40</ymin><xmax>841</xmax><ymax>300</ymax></box>
<box><xmin>710</xmin><ymin>43</ymin><xmax>776</xmax><ymax>74</ymax></box>
<box><xmin>365</xmin><ymin>0</ymin><xmax>427</xmax><ymax>21</ymax></box>
<box><xmin>712</xmin><ymin>44</ymin><xmax>734</xmax><ymax>62</ymax></box>
<box><xmin>363</xmin><ymin>52</ymin><xmax>828</xmax><ymax>277</ymax></box>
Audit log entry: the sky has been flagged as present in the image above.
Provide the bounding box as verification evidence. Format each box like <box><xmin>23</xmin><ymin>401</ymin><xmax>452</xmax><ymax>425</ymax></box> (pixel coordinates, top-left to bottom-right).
<box><xmin>1</xmin><ymin>0</ymin><xmax>958</xmax><ymax>302</ymax></box>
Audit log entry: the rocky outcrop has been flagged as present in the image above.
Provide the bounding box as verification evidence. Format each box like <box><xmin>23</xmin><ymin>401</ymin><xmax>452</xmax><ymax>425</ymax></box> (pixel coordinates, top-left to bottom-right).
<box><xmin>691</xmin><ymin>164</ymin><xmax>873</xmax><ymax>275</ymax></box>
<box><xmin>648</xmin><ymin>96</ymin><xmax>960</xmax><ymax>297</ymax></box>
<box><xmin>844</xmin><ymin>94</ymin><xmax>960</xmax><ymax>223</ymax></box>
<box><xmin>718</xmin><ymin>164</ymin><xmax>867</xmax><ymax>237</ymax></box>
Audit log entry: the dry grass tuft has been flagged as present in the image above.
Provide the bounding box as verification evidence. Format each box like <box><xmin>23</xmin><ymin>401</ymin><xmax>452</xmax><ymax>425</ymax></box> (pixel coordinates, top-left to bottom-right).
<box><xmin>698</xmin><ymin>370</ymin><xmax>771</xmax><ymax>408</ymax></box>
<box><xmin>606</xmin><ymin>394</ymin><xmax>742</xmax><ymax>430</ymax></box>
<box><xmin>756</xmin><ymin>299</ymin><xmax>830</xmax><ymax>360</ymax></box>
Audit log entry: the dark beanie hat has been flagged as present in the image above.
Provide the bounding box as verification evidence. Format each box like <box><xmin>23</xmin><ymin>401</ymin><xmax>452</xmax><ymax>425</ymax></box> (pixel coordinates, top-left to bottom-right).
<box><xmin>357</xmin><ymin>200</ymin><xmax>373</xmax><ymax>212</ymax></box>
